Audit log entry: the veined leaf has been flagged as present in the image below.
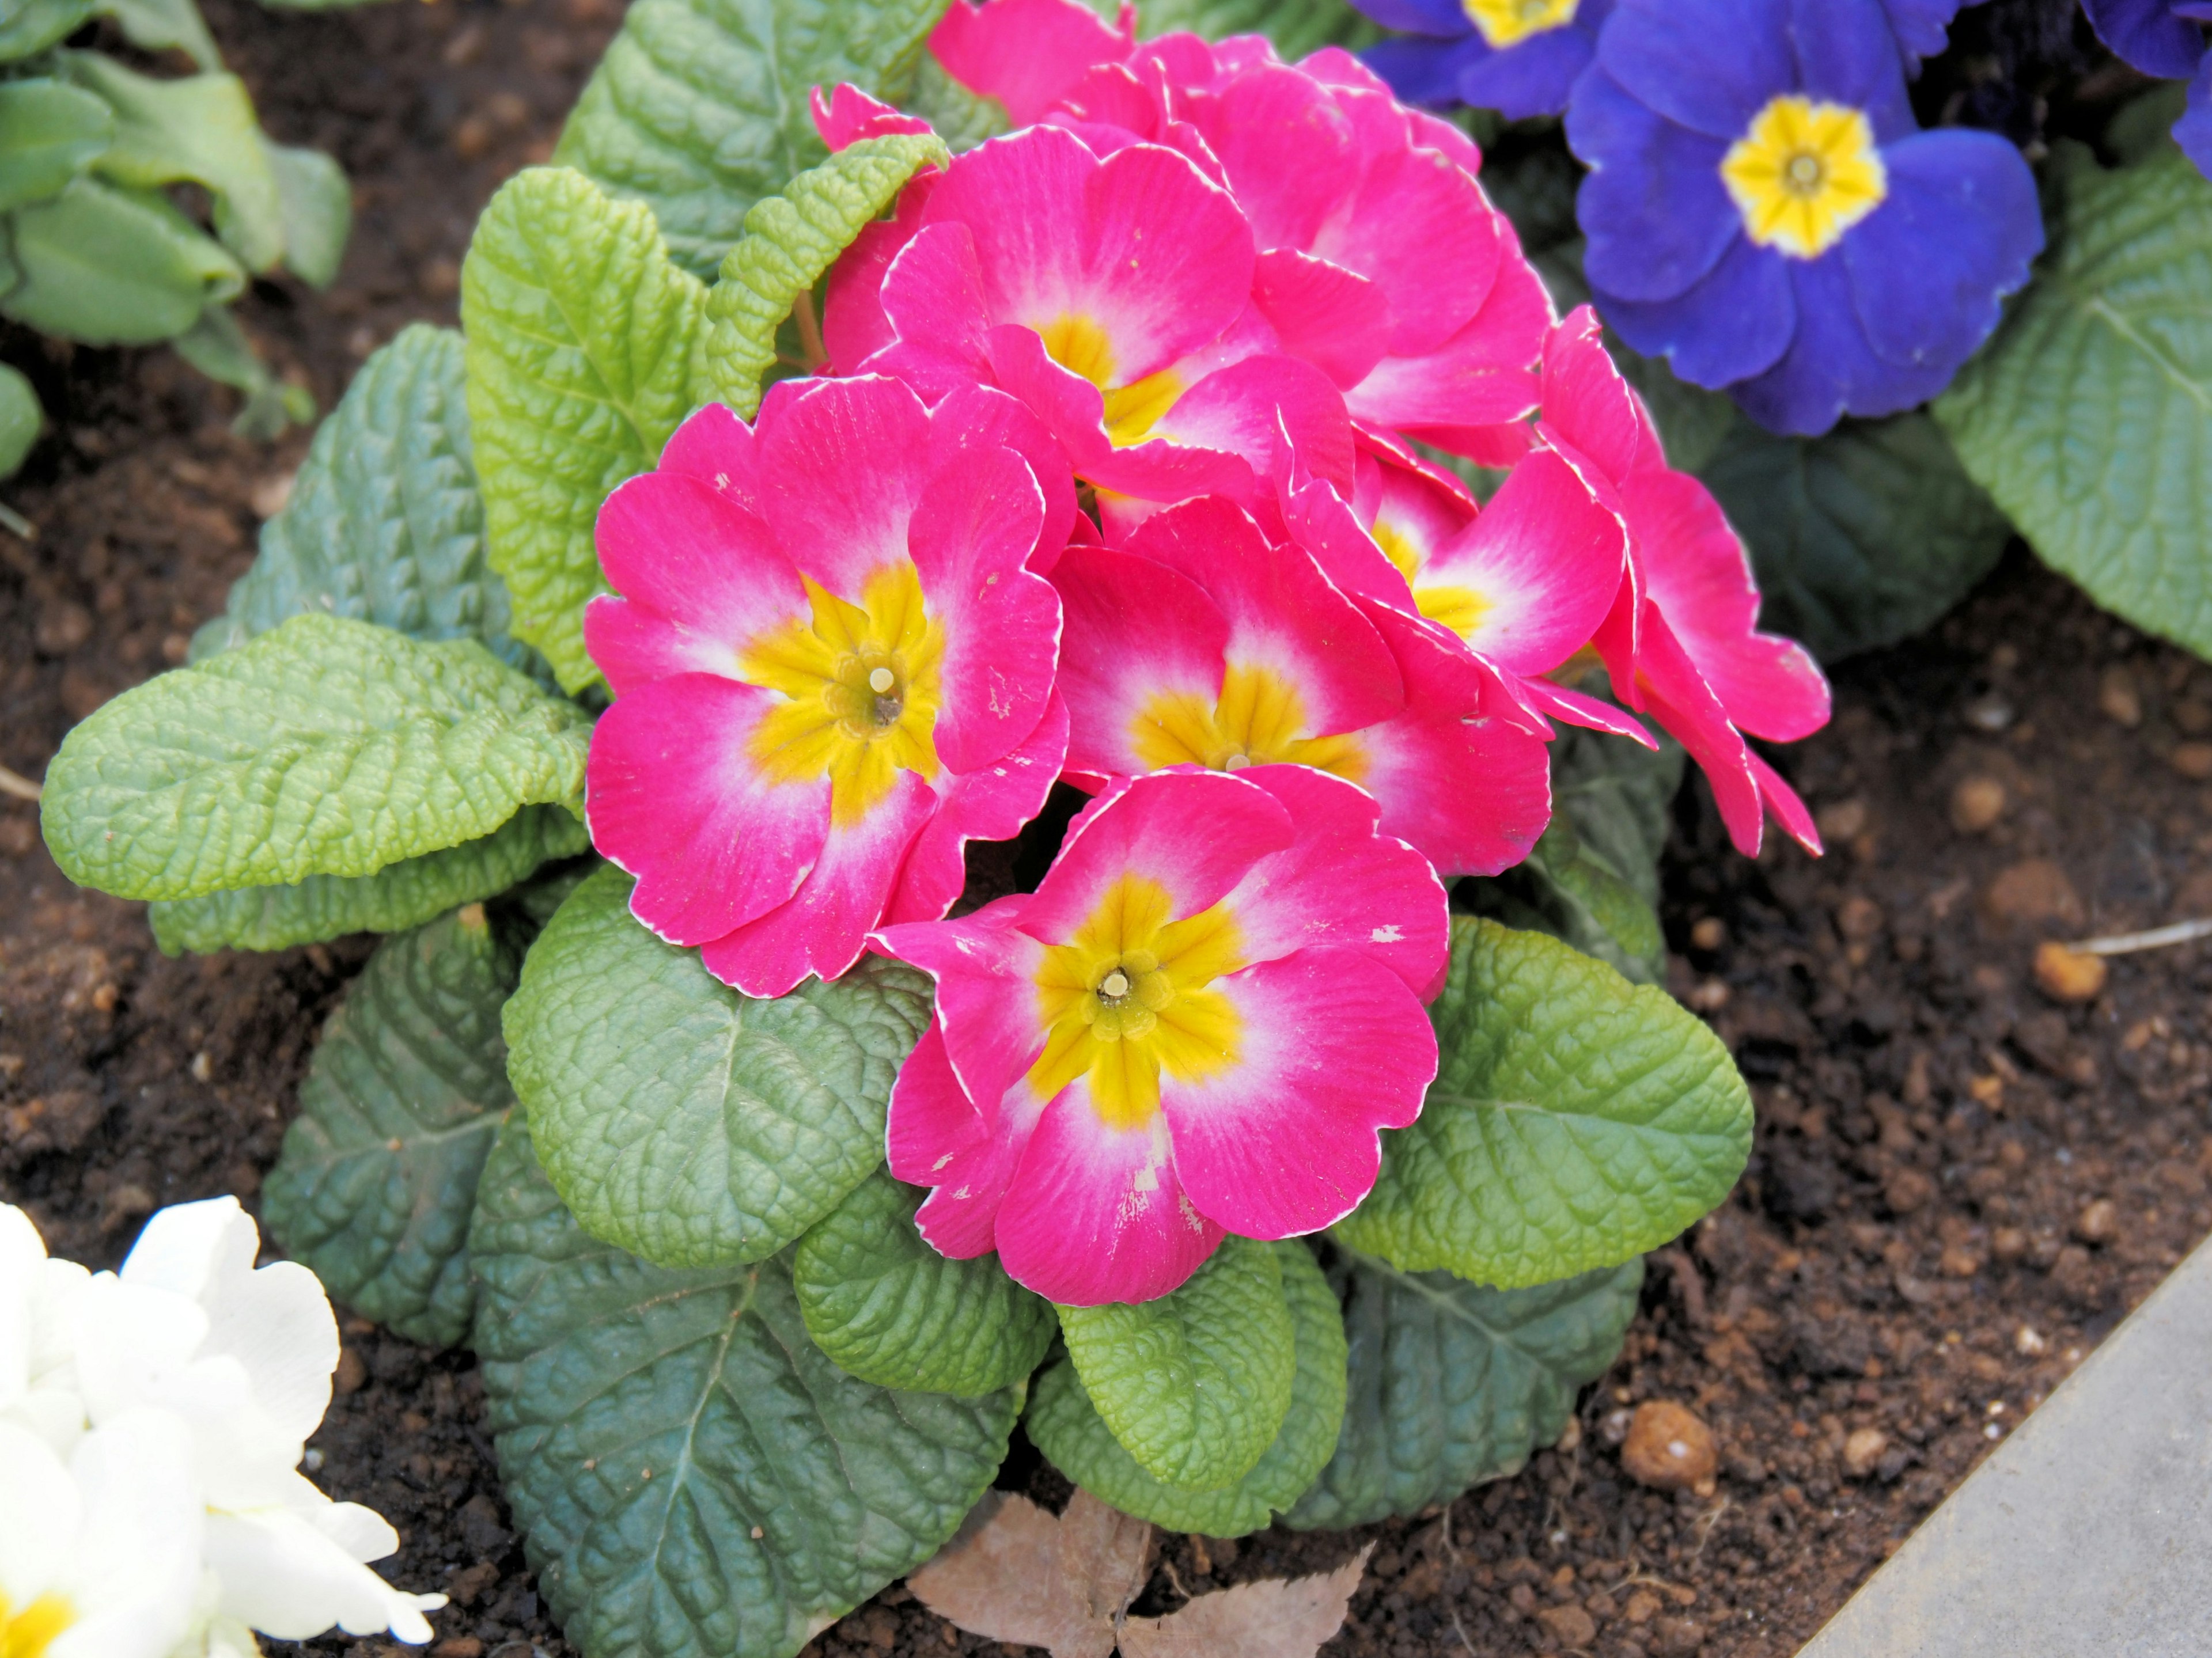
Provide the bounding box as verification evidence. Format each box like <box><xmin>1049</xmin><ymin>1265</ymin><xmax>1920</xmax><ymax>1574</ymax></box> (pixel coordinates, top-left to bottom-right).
<box><xmin>1028</xmin><ymin>1241</ymin><xmax>1348</xmax><ymax>1537</ymax></box>
<box><xmin>792</xmin><ymin>1168</ymin><xmax>1054</xmax><ymax>1397</ymax></box>
<box><xmin>461</xmin><ymin>165</ymin><xmax>704</xmax><ymax>694</ymax></box>
<box><xmin>0</xmin><ymin>79</ymin><xmax>114</xmax><ymax>214</ymax></box>
<box><xmin>0</xmin><ymin>365</ymin><xmax>39</xmax><ymax>479</ymax></box>
<box><xmin>1332</xmin><ymin>918</ymin><xmax>1751</xmax><ymax>1287</ymax></box>
<box><xmin>1122</xmin><ymin>0</ymin><xmax>1377</xmax><ymax>54</ymax></box>
<box><xmin>551</xmin><ymin>0</ymin><xmax>946</xmax><ymax>279</ymax></box>
<box><xmin>698</xmin><ymin>133</ymin><xmax>947</xmax><ymax>415</ymax></box>
<box><xmin>0</xmin><ymin>0</ymin><xmax>95</xmax><ymax>62</ymax></box>
<box><xmin>1937</xmin><ymin>147</ymin><xmax>2212</xmax><ymax>660</ymax></box>
<box><xmin>147</xmin><ymin>803</ymin><xmax>586</xmax><ymax>955</ymax></box>
<box><xmin>262</xmin><ymin>904</ymin><xmax>521</xmax><ymax>1346</ymax></box>
<box><xmin>1052</xmin><ymin>1236</ymin><xmax>1296</xmax><ymax>1492</ymax></box>
<box><xmin>901</xmin><ymin>55</ymin><xmax>1007</xmax><ymax>153</ymax></box>
<box><xmin>100</xmin><ymin>0</ymin><xmax>222</xmax><ymax>70</ymax></box>
<box><xmin>471</xmin><ymin>1116</ymin><xmax>1018</xmax><ymax>1658</ymax></box>
<box><xmin>503</xmin><ymin>866</ymin><xmax>931</xmax><ymax>1269</ymax></box>
<box><xmin>267</xmin><ymin>140</ymin><xmax>350</xmax><ymax>289</ymax></box>
<box><xmin>2</xmin><ymin>177</ymin><xmax>244</xmax><ymax>344</ymax></box>
<box><xmin>191</xmin><ymin>325</ymin><xmax>539</xmax><ymax>676</ymax></box>
<box><xmin>1285</xmin><ymin>1247</ymin><xmax>1642</xmax><ymax>1530</ymax></box>
<box><xmin>39</xmin><ymin>613</ymin><xmax>590</xmax><ymax>901</ymax></box>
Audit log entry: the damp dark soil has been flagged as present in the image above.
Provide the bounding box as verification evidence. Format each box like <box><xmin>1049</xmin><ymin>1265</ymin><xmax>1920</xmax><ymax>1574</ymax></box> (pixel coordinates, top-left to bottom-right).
<box><xmin>3</xmin><ymin>6</ymin><xmax>2207</xmax><ymax>1657</ymax></box>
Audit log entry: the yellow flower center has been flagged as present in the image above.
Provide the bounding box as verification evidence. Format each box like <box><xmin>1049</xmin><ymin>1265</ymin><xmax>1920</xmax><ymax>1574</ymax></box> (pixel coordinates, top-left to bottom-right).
<box><xmin>1462</xmin><ymin>0</ymin><xmax>1578</xmax><ymax>48</ymax></box>
<box><xmin>1720</xmin><ymin>94</ymin><xmax>1887</xmax><ymax>260</ymax></box>
<box><xmin>1030</xmin><ymin>874</ymin><xmax>1245</xmax><ymax>1129</ymax></box>
<box><xmin>1039</xmin><ymin>313</ymin><xmax>1183</xmax><ymax>448</ymax></box>
<box><xmin>740</xmin><ymin>560</ymin><xmax>944</xmax><ymax>826</ymax></box>
<box><xmin>1131</xmin><ymin>662</ymin><xmax>1369</xmax><ymax>783</ymax></box>
<box><xmin>0</xmin><ymin>1593</ymin><xmax>74</xmax><ymax>1658</ymax></box>
<box><xmin>1372</xmin><ymin>518</ymin><xmax>1493</xmax><ymax>642</ymax></box>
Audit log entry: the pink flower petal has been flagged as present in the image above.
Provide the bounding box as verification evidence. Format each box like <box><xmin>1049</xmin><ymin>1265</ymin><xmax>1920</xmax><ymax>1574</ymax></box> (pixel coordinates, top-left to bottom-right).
<box><xmin>1278</xmin><ymin>464</ymin><xmax>1421</xmax><ymax>610</ymax></box>
<box><xmin>656</xmin><ymin>401</ymin><xmax>766</xmax><ymax>503</ymax></box>
<box><xmin>812</xmin><ymin>82</ymin><xmax>934</xmax><ymax>149</ymax></box>
<box><xmin>1535</xmin><ymin>306</ymin><xmax>1650</xmax><ymax>485</ymax></box>
<box><xmin>1518</xmin><ymin>677</ymin><xmax>1658</xmax><ymax>748</ymax></box>
<box><xmin>873</xmin><ymin>900</ymin><xmax>1051</xmax><ymax>1116</ymax></box>
<box><xmin>929</xmin><ymin>0</ymin><xmax>1137</xmax><ymax>126</ymax></box>
<box><xmin>1633</xmin><ymin>604</ymin><xmax>1766</xmax><ymax>857</ymax></box>
<box><xmin>888</xmin><ymin>694</ymin><xmax>1070</xmax><ymax>926</ymax></box>
<box><xmin>1252</xmin><ymin>250</ymin><xmax>1392</xmax><ymax>388</ymax></box>
<box><xmin>931</xmin><ymin>380</ymin><xmax>1082</xmax><ymax>571</ymax></box>
<box><xmin>1346</xmin><ymin>236</ymin><xmax>1551</xmax><ymax>448</ymax></box>
<box><xmin>870</xmin><ymin>221</ymin><xmax>996</xmax><ymax>400</ymax></box>
<box><xmin>1161</xmin><ymin>949</ymin><xmax>1437</xmax><ymax>1239</ymax></box>
<box><xmin>824</xmin><ymin>169</ymin><xmax>944</xmax><ymax>374</ymax></box>
<box><xmin>889</xmin><ymin>1022</ymin><xmax>1032</xmax><ymax>1259</ymax></box>
<box><xmin>1186</xmin><ymin>63</ymin><xmax>1361</xmax><ymax>252</ymax></box>
<box><xmin>1313</xmin><ymin>135</ymin><xmax>1501</xmax><ymax>359</ymax></box>
<box><xmin>586</xmin><ymin>674</ymin><xmax>827</xmax><ymax>946</ymax></box>
<box><xmin>1052</xmin><ymin>543</ymin><xmax>1230</xmax><ymax>781</ymax></box>
<box><xmin>1143</xmin><ymin>354</ymin><xmax>1357</xmax><ymax>500</ymax></box>
<box><xmin>1748</xmin><ymin>749</ymin><xmax>1823</xmax><ymax>856</ymax></box>
<box><xmin>754</xmin><ymin>375</ymin><xmax>937</xmax><ymax>595</ymax></box>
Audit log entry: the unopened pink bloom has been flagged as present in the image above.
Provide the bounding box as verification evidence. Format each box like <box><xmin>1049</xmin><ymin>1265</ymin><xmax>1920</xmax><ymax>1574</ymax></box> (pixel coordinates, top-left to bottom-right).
<box><xmin>1536</xmin><ymin>309</ymin><xmax>1831</xmax><ymax>855</ymax></box>
<box><xmin>873</xmin><ymin>767</ymin><xmax>1446</xmax><ymax>1305</ymax></box>
<box><xmin>582</xmin><ymin>375</ymin><xmax>1076</xmax><ymax>996</ymax></box>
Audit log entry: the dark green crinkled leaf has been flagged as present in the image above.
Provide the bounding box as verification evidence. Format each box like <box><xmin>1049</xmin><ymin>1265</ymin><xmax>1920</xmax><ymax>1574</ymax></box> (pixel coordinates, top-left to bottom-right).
<box><xmin>2</xmin><ymin>178</ymin><xmax>244</xmax><ymax>344</ymax></box>
<box><xmin>1333</xmin><ymin>918</ymin><xmax>1752</xmax><ymax>1288</ymax></box>
<box><xmin>1469</xmin><ymin>817</ymin><xmax>1664</xmax><ymax>986</ymax></box>
<box><xmin>1936</xmin><ymin>147</ymin><xmax>2212</xmax><ymax>661</ymax></box>
<box><xmin>0</xmin><ymin>364</ymin><xmax>39</xmax><ymax>479</ymax></box>
<box><xmin>39</xmin><ymin>613</ymin><xmax>590</xmax><ymax>901</ymax></box>
<box><xmin>900</xmin><ymin>55</ymin><xmax>1006</xmax><ymax>153</ymax></box>
<box><xmin>1027</xmin><ymin>1241</ymin><xmax>1347</xmax><ymax>1536</ymax></box>
<box><xmin>698</xmin><ymin>134</ymin><xmax>947</xmax><ymax>416</ymax></box>
<box><xmin>262</xmin><ymin>904</ymin><xmax>521</xmax><ymax>1346</ymax></box>
<box><xmin>147</xmin><ymin>803</ymin><xmax>586</xmax><ymax>955</ymax></box>
<box><xmin>1547</xmin><ymin>722</ymin><xmax>1682</xmax><ymax>913</ymax></box>
<box><xmin>551</xmin><ymin>0</ymin><xmax>947</xmax><ymax>280</ymax></box>
<box><xmin>1285</xmin><ymin>1247</ymin><xmax>1642</xmax><ymax>1530</ymax></box>
<box><xmin>0</xmin><ymin>79</ymin><xmax>114</xmax><ymax>214</ymax></box>
<box><xmin>190</xmin><ymin>325</ymin><xmax>538</xmax><ymax>677</ymax></box>
<box><xmin>1052</xmin><ymin>1235</ymin><xmax>1296</xmax><ymax>1492</ymax></box>
<box><xmin>471</xmin><ymin>1116</ymin><xmax>1019</xmax><ymax>1658</ymax></box>
<box><xmin>462</xmin><ymin>166</ymin><xmax>704</xmax><ymax>693</ymax></box>
<box><xmin>505</xmin><ymin>865</ymin><xmax>932</xmax><ymax>1269</ymax></box>
<box><xmin>1101</xmin><ymin>0</ymin><xmax>1378</xmax><ymax>53</ymax></box>
<box><xmin>792</xmin><ymin>1168</ymin><xmax>1054</xmax><ymax>1397</ymax></box>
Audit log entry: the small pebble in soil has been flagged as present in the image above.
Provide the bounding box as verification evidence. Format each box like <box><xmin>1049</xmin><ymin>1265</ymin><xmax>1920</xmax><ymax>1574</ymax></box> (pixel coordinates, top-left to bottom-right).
<box><xmin>1983</xmin><ymin>859</ymin><xmax>2086</xmax><ymax>930</ymax></box>
<box><xmin>1963</xmin><ymin>692</ymin><xmax>2014</xmax><ymax>732</ymax></box>
<box><xmin>1619</xmin><ymin>1401</ymin><xmax>1717</xmax><ymax>1494</ymax></box>
<box><xmin>2073</xmin><ymin>1198</ymin><xmax>2119</xmax><ymax>1246</ymax></box>
<box><xmin>2016</xmin><ymin>1325</ymin><xmax>2049</xmax><ymax>1356</ymax></box>
<box><xmin>1689</xmin><ymin>916</ymin><xmax>1725</xmax><ymax>951</ymax></box>
<box><xmin>1841</xmin><ymin>1428</ymin><xmax>1889</xmax><ymax>1480</ymax></box>
<box><xmin>1949</xmin><ymin>774</ymin><xmax>2008</xmax><ymax>834</ymax></box>
<box><xmin>2169</xmin><ymin>742</ymin><xmax>2212</xmax><ymax>781</ymax></box>
<box><xmin>1815</xmin><ymin>798</ymin><xmax>1868</xmax><ymax>841</ymax></box>
<box><xmin>2098</xmin><ymin>665</ymin><xmax>2142</xmax><ymax>727</ymax></box>
<box><xmin>2032</xmin><ymin>940</ymin><xmax>2107</xmax><ymax>1003</ymax></box>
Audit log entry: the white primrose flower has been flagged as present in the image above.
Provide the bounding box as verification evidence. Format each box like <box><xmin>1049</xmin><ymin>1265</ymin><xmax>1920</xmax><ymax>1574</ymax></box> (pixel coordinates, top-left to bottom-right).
<box><xmin>0</xmin><ymin>1204</ymin><xmax>93</xmax><ymax>1454</ymax></box>
<box><xmin>0</xmin><ymin>1199</ymin><xmax>448</xmax><ymax>1650</ymax></box>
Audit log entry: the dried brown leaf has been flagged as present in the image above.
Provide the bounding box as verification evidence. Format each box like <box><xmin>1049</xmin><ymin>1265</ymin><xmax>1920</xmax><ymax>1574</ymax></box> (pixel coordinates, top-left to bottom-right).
<box><xmin>1059</xmin><ymin>1490</ymin><xmax>1155</xmax><ymax>1626</ymax></box>
<box><xmin>906</xmin><ymin>1490</ymin><xmax>1154</xmax><ymax>1658</ymax></box>
<box><xmin>1118</xmin><ymin>1545</ymin><xmax>1374</xmax><ymax>1658</ymax></box>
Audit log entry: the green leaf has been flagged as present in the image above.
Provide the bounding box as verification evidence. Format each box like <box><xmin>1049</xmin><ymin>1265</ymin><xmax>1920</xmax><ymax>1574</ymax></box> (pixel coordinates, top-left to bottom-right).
<box><xmin>503</xmin><ymin>865</ymin><xmax>932</xmax><ymax>1269</ymax></box>
<box><xmin>1027</xmin><ymin>1241</ymin><xmax>1348</xmax><ymax>1537</ymax></box>
<box><xmin>1548</xmin><ymin>722</ymin><xmax>1682</xmax><ymax>912</ymax></box>
<box><xmin>901</xmin><ymin>55</ymin><xmax>1007</xmax><ymax>153</ymax></box>
<box><xmin>262</xmin><ymin>903</ymin><xmax>521</xmax><ymax>1346</ymax></box>
<box><xmin>1936</xmin><ymin>148</ymin><xmax>2212</xmax><ymax>661</ymax></box>
<box><xmin>698</xmin><ymin>134</ymin><xmax>946</xmax><ymax>416</ymax></box>
<box><xmin>0</xmin><ymin>79</ymin><xmax>113</xmax><ymax>213</ymax></box>
<box><xmin>1285</xmin><ymin>1247</ymin><xmax>1642</xmax><ymax>1530</ymax></box>
<box><xmin>267</xmin><ymin>141</ymin><xmax>350</xmax><ymax>289</ymax></box>
<box><xmin>1333</xmin><ymin>917</ymin><xmax>1752</xmax><ymax>1288</ymax></box>
<box><xmin>190</xmin><ymin>325</ymin><xmax>539</xmax><ymax>677</ymax></box>
<box><xmin>552</xmin><ymin>0</ymin><xmax>946</xmax><ymax>281</ymax></box>
<box><xmin>2109</xmin><ymin>84</ymin><xmax>2190</xmax><ymax>166</ymax></box>
<box><xmin>100</xmin><ymin>0</ymin><xmax>222</xmax><ymax>70</ymax></box>
<box><xmin>461</xmin><ymin>165</ymin><xmax>705</xmax><ymax>694</ymax></box>
<box><xmin>0</xmin><ymin>0</ymin><xmax>95</xmax><ymax>62</ymax></box>
<box><xmin>1052</xmin><ymin>1235</ymin><xmax>1296</xmax><ymax>1492</ymax></box>
<box><xmin>2</xmin><ymin>177</ymin><xmax>244</xmax><ymax>344</ymax></box>
<box><xmin>471</xmin><ymin>1115</ymin><xmax>1020</xmax><ymax>1658</ymax></box>
<box><xmin>791</xmin><ymin>1168</ymin><xmax>1054</xmax><ymax>1397</ymax></box>
<box><xmin>147</xmin><ymin>803</ymin><xmax>586</xmax><ymax>954</ymax></box>
<box><xmin>58</xmin><ymin>54</ymin><xmax>286</xmax><ymax>272</ymax></box>
<box><xmin>171</xmin><ymin>305</ymin><xmax>314</xmax><ymax>441</ymax></box>
<box><xmin>0</xmin><ymin>363</ymin><xmax>40</xmax><ymax>479</ymax></box>
<box><xmin>39</xmin><ymin>613</ymin><xmax>590</xmax><ymax>901</ymax></box>
<box><xmin>1124</xmin><ymin>0</ymin><xmax>1377</xmax><ymax>55</ymax></box>
<box><xmin>1469</xmin><ymin>818</ymin><xmax>1664</xmax><ymax>986</ymax></box>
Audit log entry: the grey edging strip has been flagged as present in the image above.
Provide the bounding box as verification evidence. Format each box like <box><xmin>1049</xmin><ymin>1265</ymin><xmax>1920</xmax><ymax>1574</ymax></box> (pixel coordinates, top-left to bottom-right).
<box><xmin>1796</xmin><ymin>1231</ymin><xmax>2212</xmax><ymax>1657</ymax></box>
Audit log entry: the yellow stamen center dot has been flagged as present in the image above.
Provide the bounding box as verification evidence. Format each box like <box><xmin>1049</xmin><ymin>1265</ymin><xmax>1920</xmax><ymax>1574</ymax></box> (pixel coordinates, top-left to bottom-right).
<box><xmin>1721</xmin><ymin>94</ymin><xmax>1888</xmax><ymax>260</ymax></box>
<box><xmin>1461</xmin><ymin>0</ymin><xmax>1578</xmax><ymax>48</ymax></box>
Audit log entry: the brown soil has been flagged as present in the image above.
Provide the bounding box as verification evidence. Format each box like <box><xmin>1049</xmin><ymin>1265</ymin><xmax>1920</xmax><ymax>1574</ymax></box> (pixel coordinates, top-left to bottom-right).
<box><xmin>1</xmin><ymin>8</ymin><xmax>2204</xmax><ymax>1658</ymax></box>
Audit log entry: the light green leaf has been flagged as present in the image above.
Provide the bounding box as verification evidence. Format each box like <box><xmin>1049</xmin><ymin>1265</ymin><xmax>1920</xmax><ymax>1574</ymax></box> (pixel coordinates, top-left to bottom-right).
<box><xmin>262</xmin><ymin>904</ymin><xmax>521</xmax><ymax>1346</ymax></box>
<box><xmin>792</xmin><ymin>1168</ymin><xmax>1054</xmax><ymax>1397</ymax></box>
<box><xmin>147</xmin><ymin>803</ymin><xmax>586</xmax><ymax>954</ymax></box>
<box><xmin>1123</xmin><ymin>0</ymin><xmax>1377</xmax><ymax>54</ymax></box>
<box><xmin>0</xmin><ymin>79</ymin><xmax>113</xmax><ymax>213</ymax></box>
<box><xmin>1052</xmin><ymin>1235</ymin><xmax>1296</xmax><ymax>1492</ymax></box>
<box><xmin>551</xmin><ymin>0</ymin><xmax>947</xmax><ymax>279</ymax></box>
<box><xmin>698</xmin><ymin>133</ymin><xmax>946</xmax><ymax>416</ymax></box>
<box><xmin>0</xmin><ymin>363</ymin><xmax>39</xmax><ymax>479</ymax></box>
<box><xmin>471</xmin><ymin>1116</ymin><xmax>1019</xmax><ymax>1658</ymax></box>
<box><xmin>0</xmin><ymin>0</ymin><xmax>95</xmax><ymax>62</ymax></box>
<box><xmin>1027</xmin><ymin>1241</ymin><xmax>1347</xmax><ymax>1537</ymax></box>
<box><xmin>461</xmin><ymin>165</ymin><xmax>705</xmax><ymax>694</ymax></box>
<box><xmin>58</xmin><ymin>54</ymin><xmax>286</xmax><ymax>272</ymax></box>
<box><xmin>2</xmin><ymin>177</ymin><xmax>244</xmax><ymax>344</ymax></box>
<box><xmin>39</xmin><ymin>613</ymin><xmax>590</xmax><ymax>901</ymax></box>
<box><xmin>1285</xmin><ymin>1247</ymin><xmax>1642</xmax><ymax>1530</ymax></box>
<box><xmin>100</xmin><ymin>0</ymin><xmax>222</xmax><ymax>70</ymax></box>
<box><xmin>901</xmin><ymin>55</ymin><xmax>1006</xmax><ymax>153</ymax></box>
<box><xmin>171</xmin><ymin>305</ymin><xmax>315</xmax><ymax>441</ymax></box>
<box><xmin>267</xmin><ymin>141</ymin><xmax>350</xmax><ymax>288</ymax></box>
<box><xmin>503</xmin><ymin>865</ymin><xmax>932</xmax><ymax>1269</ymax></box>
<box><xmin>1333</xmin><ymin>918</ymin><xmax>1752</xmax><ymax>1288</ymax></box>
<box><xmin>1936</xmin><ymin>147</ymin><xmax>2212</xmax><ymax>661</ymax></box>
<box><xmin>190</xmin><ymin>325</ymin><xmax>539</xmax><ymax>676</ymax></box>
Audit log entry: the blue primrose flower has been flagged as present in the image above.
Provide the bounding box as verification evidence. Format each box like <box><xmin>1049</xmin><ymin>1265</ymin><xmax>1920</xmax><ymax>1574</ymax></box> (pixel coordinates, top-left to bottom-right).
<box><xmin>2084</xmin><ymin>0</ymin><xmax>2212</xmax><ymax>178</ymax></box>
<box><xmin>1354</xmin><ymin>0</ymin><xmax>1616</xmax><ymax>120</ymax></box>
<box><xmin>1565</xmin><ymin>0</ymin><xmax>2043</xmax><ymax>437</ymax></box>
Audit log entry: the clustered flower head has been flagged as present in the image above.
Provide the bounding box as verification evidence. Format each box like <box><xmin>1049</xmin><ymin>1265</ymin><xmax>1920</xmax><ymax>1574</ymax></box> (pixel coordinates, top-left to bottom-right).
<box><xmin>2084</xmin><ymin>0</ymin><xmax>2212</xmax><ymax>177</ymax></box>
<box><xmin>1347</xmin><ymin>0</ymin><xmax>2045</xmax><ymax>436</ymax></box>
<box><xmin>582</xmin><ymin>0</ymin><xmax>1831</xmax><ymax>1304</ymax></box>
<box><xmin>0</xmin><ymin>1199</ymin><xmax>444</xmax><ymax>1658</ymax></box>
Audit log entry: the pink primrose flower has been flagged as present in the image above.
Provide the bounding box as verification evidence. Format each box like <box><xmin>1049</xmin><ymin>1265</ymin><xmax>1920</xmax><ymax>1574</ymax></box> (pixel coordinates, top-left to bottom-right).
<box><xmin>872</xmin><ymin>767</ymin><xmax>1446</xmax><ymax>1306</ymax></box>
<box><xmin>1535</xmin><ymin>309</ymin><xmax>1831</xmax><ymax>855</ymax></box>
<box><xmin>582</xmin><ymin>374</ymin><xmax>1077</xmax><ymax>997</ymax></box>
<box><xmin>1051</xmin><ymin>494</ymin><xmax>1553</xmax><ymax>879</ymax></box>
